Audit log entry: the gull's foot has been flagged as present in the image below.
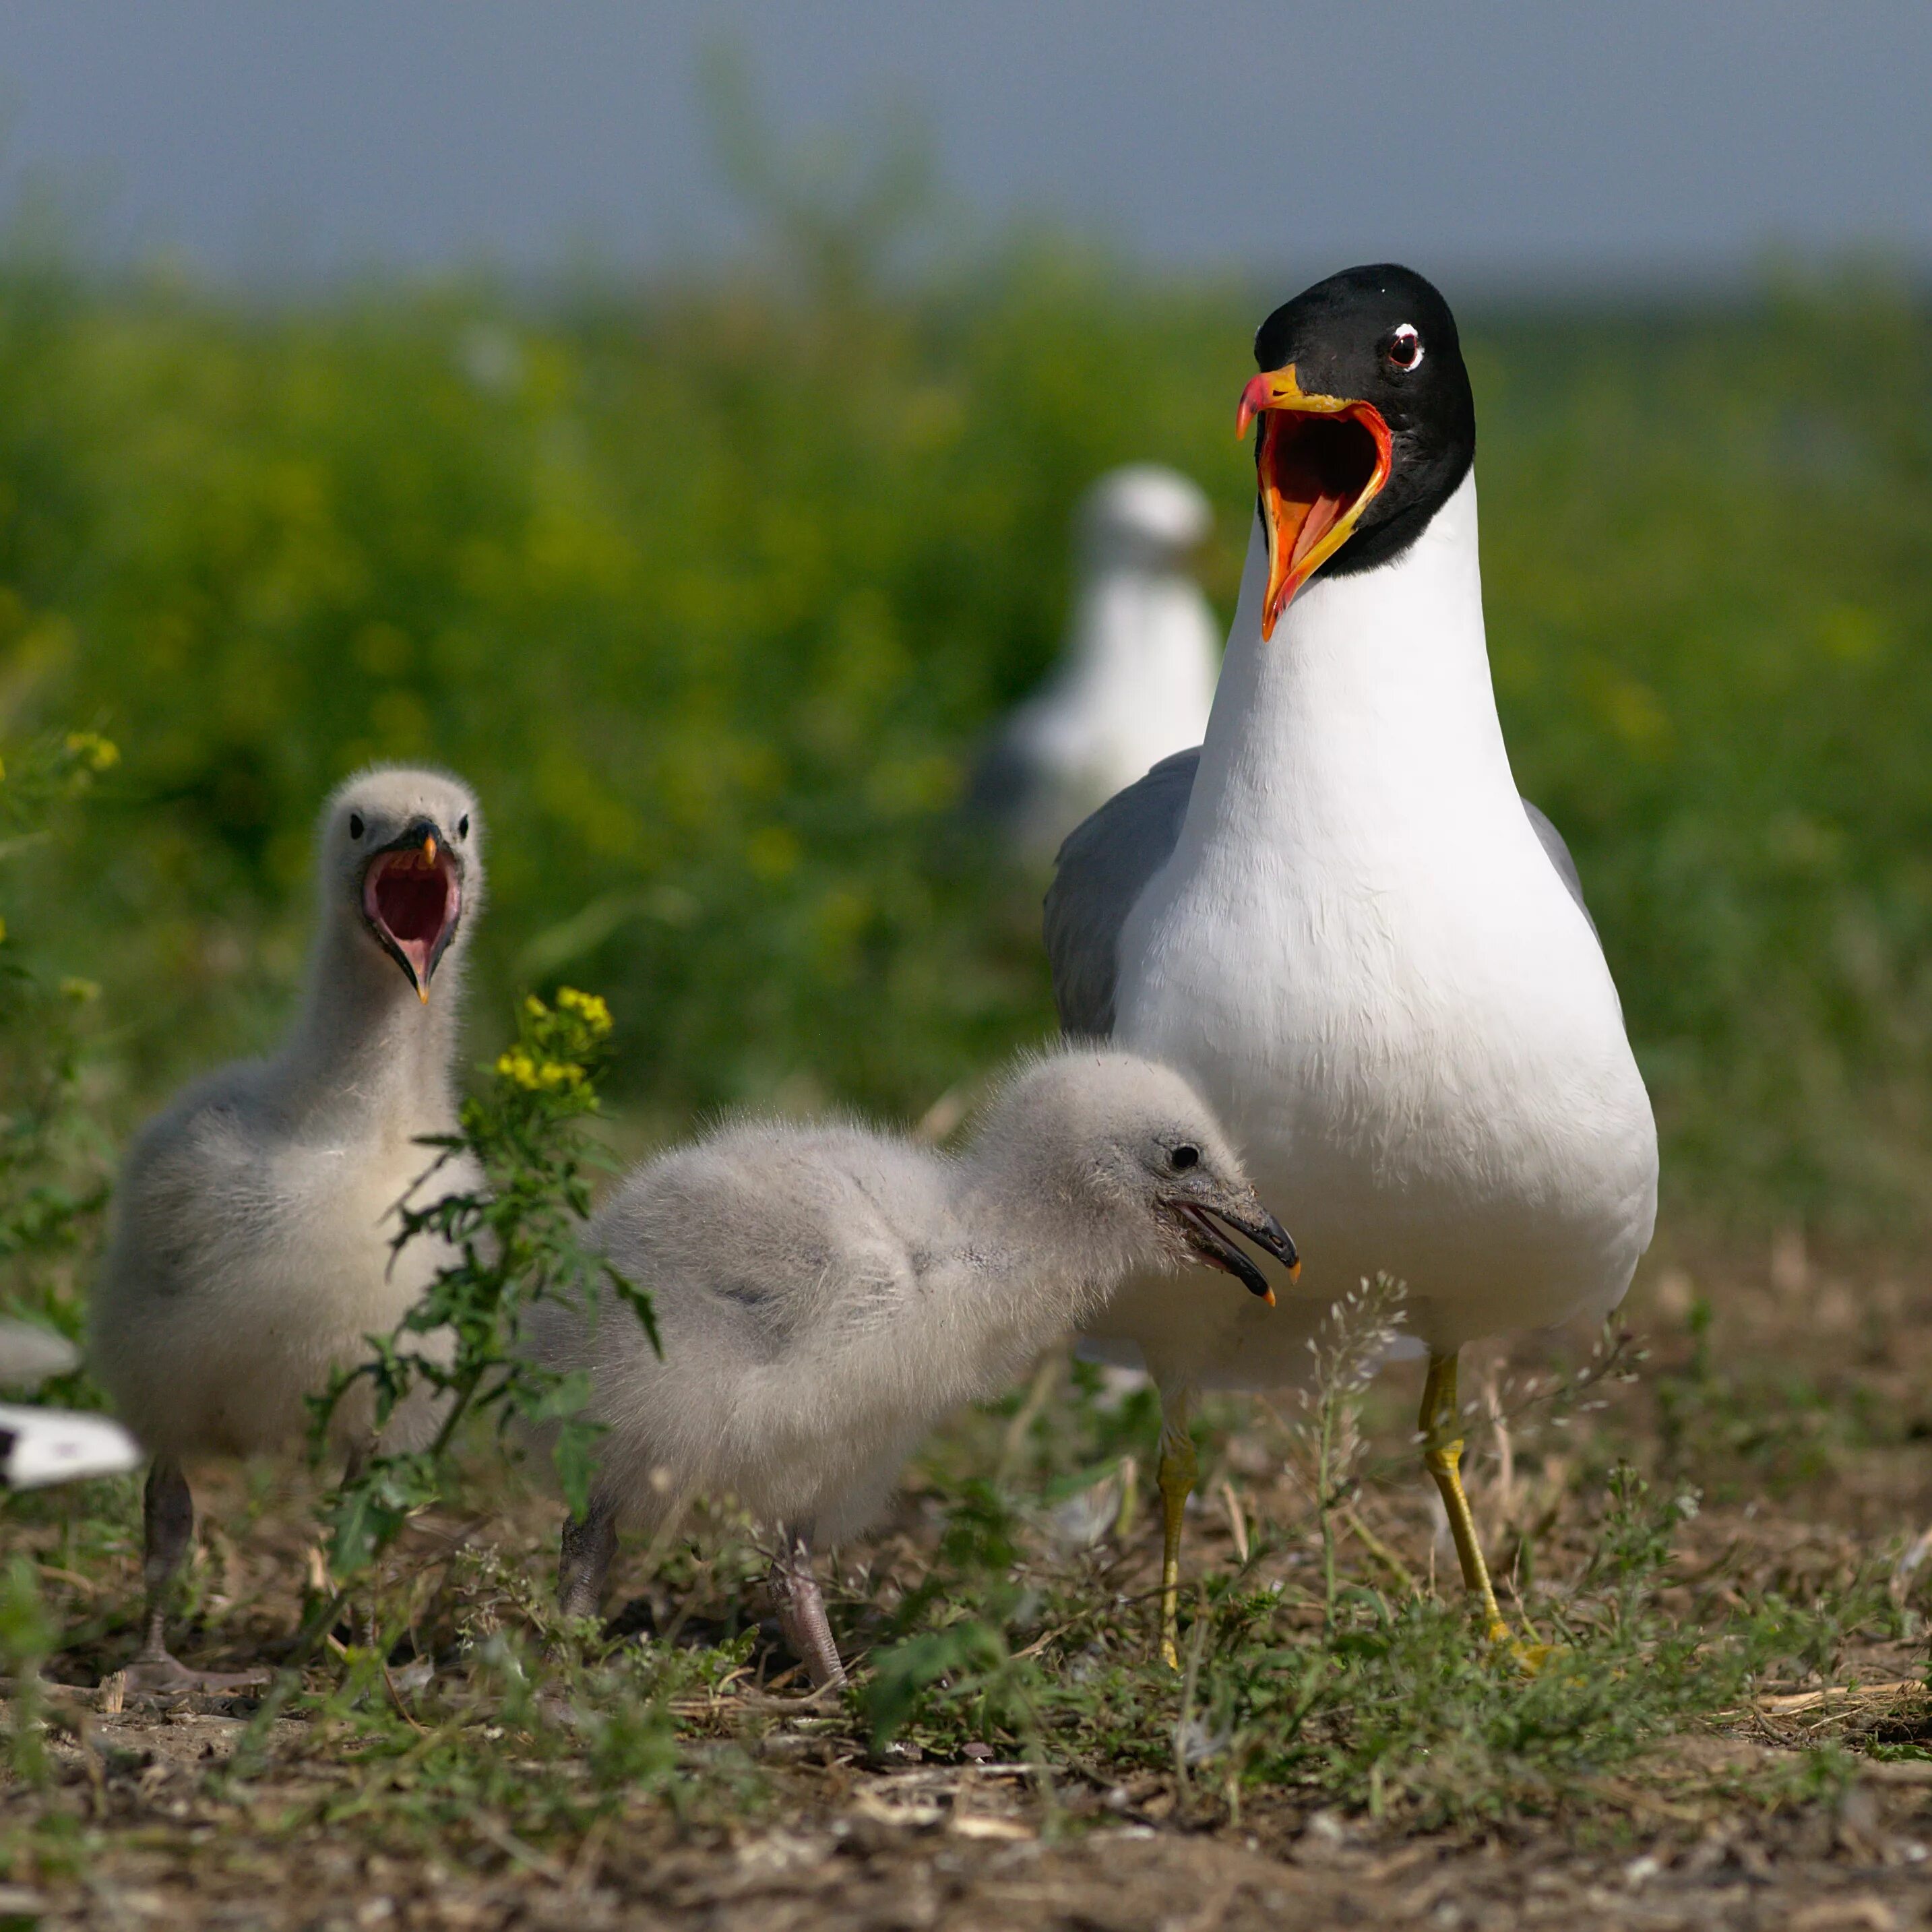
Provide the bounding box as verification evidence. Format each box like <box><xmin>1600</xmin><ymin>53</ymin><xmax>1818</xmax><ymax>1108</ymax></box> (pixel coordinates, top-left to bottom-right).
<box><xmin>1508</xmin><ymin>1640</ymin><xmax>1569</xmax><ymax>1675</ymax></box>
<box><xmin>1481</xmin><ymin>1625</ymin><xmax>1567</xmax><ymax>1675</ymax></box>
<box><xmin>123</xmin><ymin>1650</ymin><xmax>269</xmax><ymax>1695</ymax></box>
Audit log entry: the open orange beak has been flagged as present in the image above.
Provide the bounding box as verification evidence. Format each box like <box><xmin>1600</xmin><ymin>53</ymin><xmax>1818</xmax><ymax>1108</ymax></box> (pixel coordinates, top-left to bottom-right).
<box><xmin>1237</xmin><ymin>367</ymin><xmax>1393</xmax><ymax>637</ymax></box>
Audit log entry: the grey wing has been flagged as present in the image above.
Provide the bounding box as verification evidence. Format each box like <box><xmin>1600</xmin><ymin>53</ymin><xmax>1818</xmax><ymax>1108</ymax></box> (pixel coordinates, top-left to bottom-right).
<box><xmin>1045</xmin><ymin>772</ymin><xmax>1592</xmax><ymax>1034</ymax></box>
<box><xmin>1521</xmin><ymin>799</ymin><xmax>1596</xmax><ymax>937</ymax></box>
<box><xmin>1042</xmin><ymin>747</ymin><xmax>1199</xmax><ymax>1037</ymax></box>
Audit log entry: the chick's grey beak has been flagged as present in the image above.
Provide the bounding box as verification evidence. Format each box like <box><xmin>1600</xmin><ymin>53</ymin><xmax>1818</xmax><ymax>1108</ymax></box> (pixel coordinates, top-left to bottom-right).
<box><xmin>1170</xmin><ymin>1199</ymin><xmax>1299</xmax><ymax>1305</ymax></box>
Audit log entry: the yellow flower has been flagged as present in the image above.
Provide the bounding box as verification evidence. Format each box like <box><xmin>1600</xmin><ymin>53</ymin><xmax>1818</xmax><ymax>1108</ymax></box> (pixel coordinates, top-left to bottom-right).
<box><xmin>64</xmin><ymin>731</ymin><xmax>120</xmax><ymax>772</ymax></box>
<box><xmin>555</xmin><ymin>986</ymin><xmax>613</xmax><ymax>1036</ymax></box>
<box><xmin>495</xmin><ymin>1048</ymin><xmax>543</xmax><ymax>1090</ymax></box>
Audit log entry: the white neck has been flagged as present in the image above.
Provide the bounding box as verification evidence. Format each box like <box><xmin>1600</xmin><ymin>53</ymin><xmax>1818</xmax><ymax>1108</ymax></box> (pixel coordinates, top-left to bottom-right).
<box><xmin>274</xmin><ymin>916</ymin><xmax>467</xmax><ymax>1133</ymax></box>
<box><xmin>1174</xmin><ymin>470</ymin><xmax>1516</xmax><ymax>870</ymax></box>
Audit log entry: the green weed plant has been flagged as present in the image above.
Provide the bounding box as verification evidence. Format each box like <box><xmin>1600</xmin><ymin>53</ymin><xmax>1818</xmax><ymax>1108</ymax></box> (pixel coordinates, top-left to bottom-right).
<box><xmin>865</xmin><ymin>1292</ymin><xmax>1887</xmax><ymax>1830</ymax></box>
<box><xmin>0</xmin><ymin>226</ymin><xmax>1927</xmax><ymax>1243</ymax></box>
<box><xmin>0</xmin><ymin>730</ymin><xmax>119</xmax><ymax>1361</ymax></box>
<box><xmin>307</xmin><ymin>986</ymin><xmax>654</xmax><ymax>1615</ymax></box>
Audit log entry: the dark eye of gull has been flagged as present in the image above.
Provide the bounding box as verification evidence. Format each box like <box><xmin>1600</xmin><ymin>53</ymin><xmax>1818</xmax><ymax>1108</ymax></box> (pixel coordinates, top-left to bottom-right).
<box><xmin>458</xmin><ymin>814</ymin><xmax>469</xmax><ymax>840</ymax></box>
<box><xmin>348</xmin><ymin>812</ymin><xmax>365</xmax><ymax>840</ymax></box>
<box><xmin>1385</xmin><ymin>323</ymin><xmax>1423</xmax><ymax>371</ymax></box>
<box><xmin>1168</xmin><ymin>1144</ymin><xmax>1199</xmax><ymax>1173</ymax></box>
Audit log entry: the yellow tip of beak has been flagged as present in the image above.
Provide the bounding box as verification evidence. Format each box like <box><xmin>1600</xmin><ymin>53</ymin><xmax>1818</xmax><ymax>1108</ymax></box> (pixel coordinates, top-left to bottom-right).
<box><xmin>422</xmin><ymin>835</ymin><xmax>437</xmax><ymax>863</ymax></box>
<box><xmin>417</xmin><ymin>982</ymin><xmax>430</xmax><ymax>1005</ymax></box>
<box><xmin>1263</xmin><ymin>1286</ymin><xmax>1276</xmax><ymax>1307</ymax></box>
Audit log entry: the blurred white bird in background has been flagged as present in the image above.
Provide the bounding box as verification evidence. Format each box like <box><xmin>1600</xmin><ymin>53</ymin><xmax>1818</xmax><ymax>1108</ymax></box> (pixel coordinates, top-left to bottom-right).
<box><xmin>972</xmin><ymin>465</ymin><xmax>1221</xmax><ymax>862</ymax></box>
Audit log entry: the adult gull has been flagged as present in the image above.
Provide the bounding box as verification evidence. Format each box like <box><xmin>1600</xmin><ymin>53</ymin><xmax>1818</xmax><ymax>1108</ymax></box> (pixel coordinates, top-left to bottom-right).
<box><xmin>1045</xmin><ymin>265</ymin><xmax>1658</xmax><ymax>1662</ymax></box>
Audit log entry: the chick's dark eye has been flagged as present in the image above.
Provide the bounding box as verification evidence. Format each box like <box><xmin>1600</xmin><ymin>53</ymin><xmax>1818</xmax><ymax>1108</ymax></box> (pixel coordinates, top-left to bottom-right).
<box><xmin>458</xmin><ymin>814</ymin><xmax>469</xmax><ymax>840</ymax></box>
<box><xmin>348</xmin><ymin>813</ymin><xmax>365</xmax><ymax>840</ymax></box>
<box><xmin>1385</xmin><ymin>323</ymin><xmax>1423</xmax><ymax>371</ymax></box>
<box><xmin>1169</xmin><ymin>1144</ymin><xmax>1200</xmax><ymax>1173</ymax></box>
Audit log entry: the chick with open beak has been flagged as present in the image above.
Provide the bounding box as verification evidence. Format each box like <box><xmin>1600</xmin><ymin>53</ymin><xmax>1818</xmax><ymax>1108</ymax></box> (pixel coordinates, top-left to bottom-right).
<box><xmin>90</xmin><ymin>764</ymin><xmax>487</xmax><ymax>1691</ymax></box>
<box><xmin>361</xmin><ymin>819</ymin><xmax>464</xmax><ymax>1001</ymax></box>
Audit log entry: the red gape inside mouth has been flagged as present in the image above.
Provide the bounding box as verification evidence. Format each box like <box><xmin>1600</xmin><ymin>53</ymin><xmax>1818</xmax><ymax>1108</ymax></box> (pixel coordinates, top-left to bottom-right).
<box><xmin>363</xmin><ymin>844</ymin><xmax>460</xmax><ymax>992</ymax></box>
<box><xmin>1256</xmin><ymin>406</ymin><xmax>1390</xmax><ymax>635</ymax></box>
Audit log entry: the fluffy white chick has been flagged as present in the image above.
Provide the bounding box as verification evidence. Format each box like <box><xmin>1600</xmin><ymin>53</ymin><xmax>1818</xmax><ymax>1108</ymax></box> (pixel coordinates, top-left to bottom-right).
<box><xmin>524</xmin><ymin>1046</ymin><xmax>1296</xmax><ymax>1689</ymax></box>
<box><xmin>92</xmin><ymin>766</ymin><xmax>484</xmax><ymax>1689</ymax></box>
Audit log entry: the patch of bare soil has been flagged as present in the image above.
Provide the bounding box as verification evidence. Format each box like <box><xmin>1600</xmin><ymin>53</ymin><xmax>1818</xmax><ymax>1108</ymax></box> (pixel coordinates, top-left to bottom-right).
<box><xmin>11</xmin><ymin>1704</ymin><xmax>1932</xmax><ymax>1931</ymax></box>
<box><xmin>11</xmin><ymin>1241</ymin><xmax>1932</xmax><ymax>1930</ymax></box>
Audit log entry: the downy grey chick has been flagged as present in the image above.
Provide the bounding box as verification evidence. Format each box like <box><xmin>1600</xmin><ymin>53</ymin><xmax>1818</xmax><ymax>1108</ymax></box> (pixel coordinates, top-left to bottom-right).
<box><xmin>523</xmin><ymin>1045</ymin><xmax>1296</xmax><ymax>1689</ymax></box>
<box><xmin>91</xmin><ymin>766</ymin><xmax>483</xmax><ymax>1689</ymax></box>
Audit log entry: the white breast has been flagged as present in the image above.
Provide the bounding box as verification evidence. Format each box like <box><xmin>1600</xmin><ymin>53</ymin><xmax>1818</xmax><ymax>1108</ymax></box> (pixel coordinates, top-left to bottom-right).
<box><xmin>93</xmin><ymin>1083</ymin><xmax>466</xmax><ymax>1459</ymax></box>
<box><xmin>1107</xmin><ymin>475</ymin><xmax>1656</xmax><ymax>1370</ymax></box>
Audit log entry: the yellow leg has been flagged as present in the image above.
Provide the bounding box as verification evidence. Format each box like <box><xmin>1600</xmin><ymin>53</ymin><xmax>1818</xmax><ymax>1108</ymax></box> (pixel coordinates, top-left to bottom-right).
<box><xmin>1155</xmin><ymin>1392</ymin><xmax>1198</xmax><ymax>1670</ymax></box>
<box><xmin>1419</xmin><ymin>1349</ymin><xmax>1511</xmax><ymax>1645</ymax></box>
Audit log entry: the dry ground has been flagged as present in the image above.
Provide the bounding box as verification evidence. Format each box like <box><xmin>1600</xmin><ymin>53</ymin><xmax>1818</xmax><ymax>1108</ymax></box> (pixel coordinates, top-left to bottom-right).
<box><xmin>11</xmin><ymin>1239</ymin><xmax>1932</xmax><ymax>1931</ymax></box>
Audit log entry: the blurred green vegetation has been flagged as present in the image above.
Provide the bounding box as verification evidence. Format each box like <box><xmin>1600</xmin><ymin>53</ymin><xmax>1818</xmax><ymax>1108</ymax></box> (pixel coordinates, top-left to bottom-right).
<box><xmin>0</xmin><ymin>214</ymin><xmax>1928</xmax><ymax>1242</ymax></box>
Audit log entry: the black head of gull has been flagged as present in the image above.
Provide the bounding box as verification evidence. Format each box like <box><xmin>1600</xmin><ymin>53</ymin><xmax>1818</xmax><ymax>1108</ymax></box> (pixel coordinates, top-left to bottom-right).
<box><xmin>1239</xmin><ymin>263</ymin><xmax>1476</xmax><ymax>635</ymax></box>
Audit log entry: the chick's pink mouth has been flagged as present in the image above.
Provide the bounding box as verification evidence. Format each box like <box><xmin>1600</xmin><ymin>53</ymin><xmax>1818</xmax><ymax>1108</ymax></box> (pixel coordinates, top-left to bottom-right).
<box><xmin>363</xmin><ymin>842</ymin><xmax>460</xmax><ymax>993</ymax></box>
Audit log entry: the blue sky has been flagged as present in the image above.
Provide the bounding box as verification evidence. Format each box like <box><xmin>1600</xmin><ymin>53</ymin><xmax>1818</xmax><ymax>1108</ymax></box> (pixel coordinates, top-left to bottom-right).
<box><xmin>3</xmin><ymin>1</ymin><xmax>1928</xmax><ymax>284</ymax></box>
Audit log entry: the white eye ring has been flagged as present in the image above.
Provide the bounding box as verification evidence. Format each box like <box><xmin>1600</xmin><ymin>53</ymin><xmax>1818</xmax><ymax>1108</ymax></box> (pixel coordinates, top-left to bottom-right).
<box><xmin>1386</xmin><ymin>323</ymin><xmax>1423</xmax><ymax>371</ymax></box>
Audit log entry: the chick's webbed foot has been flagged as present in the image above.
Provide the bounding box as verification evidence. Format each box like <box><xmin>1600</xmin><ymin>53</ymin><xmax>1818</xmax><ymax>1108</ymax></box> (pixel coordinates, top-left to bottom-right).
<box><xmin>123</xmin><ymin>1650</ymin><xmax>269</xmax><ymax>1695</ymax></box>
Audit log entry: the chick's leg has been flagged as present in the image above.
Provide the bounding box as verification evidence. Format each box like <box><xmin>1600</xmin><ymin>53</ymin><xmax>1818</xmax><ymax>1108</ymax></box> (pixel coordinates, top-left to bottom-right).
<box><xmin>125</xmin><ymin>1458</ymin><xmax>264</xmax><ymax>1691</ymax></box>
<box><xmin>770</xmin><ymin>1530</ymin><xmax>846</xmax><ymax>1691</ymax></box>
<box><xmin>1156</xmin><ymin>1387</ymin><xmax>1199</xmax><ymax>1671</ymax></box>
<box><xmin>135</xmin><ymin>1457</ymin><xmax>193</xmax><ymax>1664</ymax></box>
<box><xmin>558</xmin><ymin>1497</ymin><xmax>619</xmax><ymax>1624</ymax></box>
<box><xmin>1419</xmin><ymin>1348</ymin><xmax>1510</xmax><ymax>1645</ymax></box>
